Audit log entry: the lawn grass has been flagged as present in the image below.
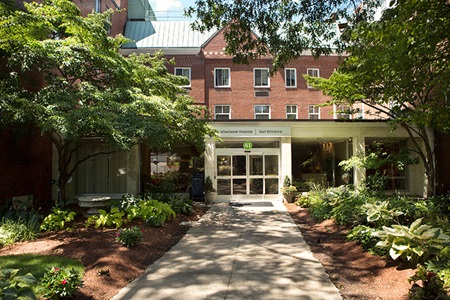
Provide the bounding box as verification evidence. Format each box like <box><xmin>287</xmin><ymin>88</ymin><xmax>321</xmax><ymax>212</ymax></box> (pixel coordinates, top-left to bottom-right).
<box><xmin>0</xmin><ymin>254</ymin><xmax>84</xmax><ymax>295</ymax></box>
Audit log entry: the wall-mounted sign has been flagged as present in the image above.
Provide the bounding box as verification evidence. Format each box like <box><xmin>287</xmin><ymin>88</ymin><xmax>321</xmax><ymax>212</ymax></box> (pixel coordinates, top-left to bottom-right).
<box><xmin>215</xmin><ymin>126</ymin><xmax>291</xmax><ymax>137</ymax></box>
<box><xmin>243</xmin><ymin>141</ymin><xmax>253</xmax><ymax>150</ymax></box>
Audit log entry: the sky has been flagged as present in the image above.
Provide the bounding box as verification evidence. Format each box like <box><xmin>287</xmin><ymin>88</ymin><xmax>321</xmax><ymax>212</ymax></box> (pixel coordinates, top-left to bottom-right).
<box><xmin>148</xmin><ymin>0</ymin><xmax>196</xmax><ymax>14</ymax></box>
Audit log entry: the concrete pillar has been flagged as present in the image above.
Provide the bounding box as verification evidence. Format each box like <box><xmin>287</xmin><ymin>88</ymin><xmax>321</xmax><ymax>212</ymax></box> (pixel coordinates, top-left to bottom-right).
<box><xmin>204</xmin><ymin>137</ymin><xmax>216</xmax><ymax>190</ymax></box>
<box><xmin>352</xmin><ymin>136</ymin><xmax>366</xmax><ymax>187</ymax></box>
<box><xmin>281</xmin><ymin>137</ymin><xmax>292</xmax><ymax>189</ymax></box>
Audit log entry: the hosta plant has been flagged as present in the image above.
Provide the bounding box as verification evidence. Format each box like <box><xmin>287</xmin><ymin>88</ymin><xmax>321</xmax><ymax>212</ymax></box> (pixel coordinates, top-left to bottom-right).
<box><xmin>0</xmin><ymin>268</ymin><xmax>36</xmax><ymax>300</ymax></box>
<box><xmin>40</xmin><ymin>208</ymin><xmax>76</xmax><ymax>232</ymax></box>
<box><xmin>116</xmin><ymin>226</ymin><xmax>143</xmax><ymax>247</ymax></box>
<box><xmin>86</xmin><ymin>207</ymin><xmax>125</xmax><ymax>229</ymax></box>
<box><xmin>374</xmin><ymin>218</ymin><xmax>450</xmax><ymax>266</ymax></box>
<box><xmin>39</xmin><ymin>266</ymin><xmax>83</xmax><ymax>300</ymax></box>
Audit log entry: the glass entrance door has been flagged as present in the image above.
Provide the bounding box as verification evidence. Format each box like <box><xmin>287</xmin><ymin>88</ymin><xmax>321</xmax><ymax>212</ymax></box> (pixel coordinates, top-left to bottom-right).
<box><xmin>216</xmin><ymin>152</ymin><xmax>279</xmax><ymax>197</ymax></box>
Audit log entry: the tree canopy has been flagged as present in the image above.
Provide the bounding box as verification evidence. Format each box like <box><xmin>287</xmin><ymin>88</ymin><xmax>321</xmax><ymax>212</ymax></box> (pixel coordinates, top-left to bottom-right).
<box><xmin>305</xmin><ymin>0</ymin><xmax>450</xmax><ymax>196</ymax></box>
<box><xmin>0</xmin><ymin>0</ymin><xmax>215</xmax><ymax>204</ymax></box>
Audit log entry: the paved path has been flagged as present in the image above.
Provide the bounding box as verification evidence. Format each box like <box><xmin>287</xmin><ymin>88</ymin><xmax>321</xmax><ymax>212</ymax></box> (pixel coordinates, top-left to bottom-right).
<box><xmin>111</xmin><ymin>201</ymin><xmax>342</xmax><ymax>300</ymax></box>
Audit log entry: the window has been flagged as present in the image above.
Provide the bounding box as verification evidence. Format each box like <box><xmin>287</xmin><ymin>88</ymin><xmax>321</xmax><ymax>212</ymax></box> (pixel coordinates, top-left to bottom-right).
<box><xmin>254</xmin><ymin>68</ymin><xmax>270</xmax><ymax>88</ymax></box>
<box><xmin>306</xmin><ymin>68</ymin><xmax>320</xmax><ymax>88</ymax></box>
<box><xmin>286</xmin><ymin>105</ymin><xmax>297</xmax><ymax>119</ymax></box>
<box><xmin>335</xmin><ymin>104</ymin><xmax>351</xmax><ymax>120</ymax></box>
<box><xmin>254</xmin><ymin>105</ymin><xmax>270</xmax><ymax>119</ymax></box>
<box><xmin>285</xmin><ymin>68</ymin><xmax>297</xmax><ymax>88</ymax></box>
<box><xmin>174</xmin><ymin>67</ymin><xmax>191</xmax><ymax>87</ymax></box>
<box><xmin>215</xmin><ymin>105</ymin><xmax>231</xmax><ymax>120</ymax></box>
<box><xmin>214</xmin><ymin>68</ymin><xmax>230</xmax><ymax>88</ymax></box>
<box><xmin>308</xmin><ymin>105</ymin><xmax>320</xmax><ymax>119</ymax></box>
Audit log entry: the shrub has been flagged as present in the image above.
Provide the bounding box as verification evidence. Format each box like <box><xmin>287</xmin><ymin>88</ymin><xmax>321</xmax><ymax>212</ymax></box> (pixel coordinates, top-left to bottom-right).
<box><xmin>40</xmin><ymin>208</ymin><xmax>76</xmax><ymax>232</ymax></box>
<box><xmin>0</xmin><ymin>217</ymin><xmax>40</xmax><ymax>247</ymax></box>
<box><xmin>347</xmin><ymin>225</ymin><xmax>387</xmax><ymax>256</ymax></box>
<box><xmin>374</xmin><ymin>218</ymin><xmax>450</xmax><ymax>266</ymax></box>
<box><xmin>39</xmin><ymin>266</ymin><xmax>83</xmax><ymax>300</ymax></box>
<box><xmin>139</xmin><ymin>200</ymin><xmax>176</xmax><ymax>227</ymax></box>
<box><xmin>363</xmin><ymin>201</ymin><xmax>404</xmax><ymax>227</ymax></box>
<box><xmin>116</xmin><ymin>226</ymin><xmax>143</xmax><ymax>247</ymax></box>
<box><xmin>0</xmin><ymin>268</ymin><xmax>36</xmax><ymax>299</ymax></box>
<box><xmin>85</xmin><ymin>207</ymin><xmax>125</xmax><ymax>229</ymax></box>
<box><xmin>117</xmin><ymin>193</ymin><xmax>142</xmax><ymax>211</ymax></box>
<box><xmin>408</xmin><ymin>265</ymin><xmax>449</xmax><ymax>300</ymax></box>
<box><xmin>170</xmin><ymin>196</ymin><xmax>193</xmax><ymax>215</ymax></box>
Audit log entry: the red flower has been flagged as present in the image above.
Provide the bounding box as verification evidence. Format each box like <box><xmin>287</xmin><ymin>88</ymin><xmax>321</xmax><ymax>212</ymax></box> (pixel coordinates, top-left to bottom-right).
<box><xmin>62</xmin><ymin>279</ymin><xmax>67</xmax><ymax>285</ymax></box>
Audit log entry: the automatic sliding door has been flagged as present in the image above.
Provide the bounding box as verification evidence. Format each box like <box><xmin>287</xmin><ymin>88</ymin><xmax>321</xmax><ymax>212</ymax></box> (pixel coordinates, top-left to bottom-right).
<box><xmin>232</xmin><ymin>155</ymin><xmax>246</xmax><ymax>195</ymax></box>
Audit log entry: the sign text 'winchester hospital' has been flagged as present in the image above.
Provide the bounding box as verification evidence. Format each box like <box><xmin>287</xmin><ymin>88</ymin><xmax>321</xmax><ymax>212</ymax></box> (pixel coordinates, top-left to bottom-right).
<box><xmin>216</xmin><ymin>127</ymin><xmax>291</xmax><ymax>137</ymax></box>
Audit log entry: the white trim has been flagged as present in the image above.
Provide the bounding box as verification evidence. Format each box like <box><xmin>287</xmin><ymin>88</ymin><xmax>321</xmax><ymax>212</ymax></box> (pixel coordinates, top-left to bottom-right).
<box><xmin>214</xmin><ymin>68</ymin><xmax>231</xmax><ymax>88</ymax></box>
<box><xmin>308</xmin><ymin>105</ymin><xmax>320</xmax><ymax>119</ymax></box>
<box><xmin>286</xmin><ymin>105</ymin><xmax>298</xmax><ymax>119</ymax></box>
<box><xmin>254</xmin><ymin>104</ymin><xmax>271</xmax><ymax>119</ymax></box>
<box><xmin>285</xmin><ymin>68</ymin><xmax>297</xmax><ymax>88</ymax></box>
<box><xmin>306</xmin><ymin>68</ymin><xmax>320</xmax><ymax>88</ymax></box>
<box><xmin>214</xmin><ymin>105</ymin><xmax>231</xmax><ymax>120</ymax></box>
<box><xmin>254</xmin><ymin>68</ymin><xmax>270</xmax><ymax>88</ymax></box>
<box><xmin>174</xmin><ymin>67</ymin><xmax>191</xmax><ymax>88</ymax></box>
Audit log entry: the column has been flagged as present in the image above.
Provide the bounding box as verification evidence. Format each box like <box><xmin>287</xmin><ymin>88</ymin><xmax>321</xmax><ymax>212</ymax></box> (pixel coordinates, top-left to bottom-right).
<box><xmin>352</xmin><ymin>136</ymin><xmax>366</xmax><ymax>187</ymax></box>
<box><xmin>204</xmin><ymin>137</ymin><xmax>216</xmax><ymax>190</ymax></box>
<box><xmin>281</xmin><ymin>136</ymin><xmax>292</xmax><ymax>189</ymax></box>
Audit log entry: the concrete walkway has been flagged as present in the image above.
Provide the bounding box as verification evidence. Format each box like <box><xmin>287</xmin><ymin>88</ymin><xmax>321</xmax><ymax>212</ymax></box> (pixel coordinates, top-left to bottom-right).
<box><xmin>111</xmin><ymin>201</ymin><xmax>342</xmax><ymax>300</ymax></box>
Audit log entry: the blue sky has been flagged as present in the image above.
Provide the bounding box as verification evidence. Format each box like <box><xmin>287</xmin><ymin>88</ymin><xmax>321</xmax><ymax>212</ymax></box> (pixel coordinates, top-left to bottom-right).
<box><xmin>149</xmin><ymin>0</ymin><xmax>196</xmax><ymax>14</ymax></box>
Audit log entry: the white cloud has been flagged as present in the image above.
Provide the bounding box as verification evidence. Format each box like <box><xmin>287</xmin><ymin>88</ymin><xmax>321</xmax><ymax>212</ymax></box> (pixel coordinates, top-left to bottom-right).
<box><xmin>149</xmin><ymin>0</ymin><xmax>183</xmax><ymax>12</ymax></box>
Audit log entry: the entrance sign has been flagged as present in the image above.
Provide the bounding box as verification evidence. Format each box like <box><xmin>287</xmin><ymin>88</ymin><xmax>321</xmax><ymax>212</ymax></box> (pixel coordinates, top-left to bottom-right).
<box><xmin>243</xmin><ymin>141</ymin><xmax>253</xmax><ymax>150</ymax></box>
<box><xmin>216</xmin><ymin>126</ymin><xmax>291</xmax><ymax>137</ymax></box>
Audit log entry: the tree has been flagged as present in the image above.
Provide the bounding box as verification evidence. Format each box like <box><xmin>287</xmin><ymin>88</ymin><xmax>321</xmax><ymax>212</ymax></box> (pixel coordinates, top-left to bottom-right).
<box><xmin>305</xmin><ymin>0</ymin><xmax>450</xmax><ymax>197</ymax></box>
<box><xmin>0</xmin><ymin>0</ymin><xmax>216</xmax><ymax>205</ymax></box>
<box><xmin>185</xmin><ymin>0</ymin><xmax>382</xmax><ymax>70</ymax></box>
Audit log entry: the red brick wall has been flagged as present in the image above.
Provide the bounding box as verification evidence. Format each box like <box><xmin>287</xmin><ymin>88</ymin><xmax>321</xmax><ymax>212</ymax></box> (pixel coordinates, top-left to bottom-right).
<box><xmin>0</xmin><ymin>128</ymin><xmax>52</xmax><ymax>208</ymax></box>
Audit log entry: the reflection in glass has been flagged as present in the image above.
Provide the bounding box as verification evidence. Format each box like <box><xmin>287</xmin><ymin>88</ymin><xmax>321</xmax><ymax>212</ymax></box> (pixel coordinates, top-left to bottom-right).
<box><xmin>265</xmin><ymin>155</ymin><xmax>279</xmax><ymax>175</ymax></box>
<box><xmin>233</xmin><ymin>155</ymin><xmax>246</xmax><ymax>176</ymax></box>
<box><xmin>250</xmin><ymin>155</ymin><xmax>263</xmax><ymax>175</ymax></box>
<box><xmin>265</xmin><ymin>178</ymin><xmax>279</xmax><ymax>194</ymax></box>
<box><xmin>217</xmin><ymin>179</ymin><xmax>231</xmax><ymax>195</ymax></box>
<box><xmin>250</xmin><ymin>178</ymin><xmax>264</xmax><ymax>194</ymax></box>
<box><xmin>233</xmin><ymin>179</ymin><xmax>246</xmax><ymax>194</ymax></box>
<box><xmin>217</xmin><ymin>155</ymin><xmax>231</xmax><ymax>176</ymax></box>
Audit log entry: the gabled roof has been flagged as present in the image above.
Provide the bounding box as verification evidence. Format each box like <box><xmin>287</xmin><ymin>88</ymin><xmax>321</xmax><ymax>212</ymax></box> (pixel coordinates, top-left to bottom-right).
<box><xmin>122</xmin><ymin>21</ymin><xmax>217</xmax><ymax>55</ymax></box>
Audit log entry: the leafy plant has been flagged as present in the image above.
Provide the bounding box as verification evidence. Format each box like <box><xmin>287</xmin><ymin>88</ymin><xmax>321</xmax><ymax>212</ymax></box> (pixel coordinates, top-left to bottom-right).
<box><xmin>38</xmin><ymin>266</ymin><xmax>83</xmax><ymax>300</ymax></box>
<box><xmin>408</xmin><ymin>265</ymin><xmax>449</xmax><ymax>300</ymax></box>
<box><xmin>170</xmin><ymin>196</ymin><xmax>193</xmax><ymax>215</ymax></box>
<box><xmin>204</xmin><ymin>176</ymin><xmax>216</xmax><ymax>193</ymax></box>
<box><xmin>115</xmin><ymin>226</ymin><xmax>143</xmax><ymax>247</ymax></box>
<box><xmin>117</xmin><ymin>193</ymin><xmax>143</xmax><ymax>211</ymax></box>
<box><xmin>139</xmin><ymin>200</ymin><xmax>176</xmax><ymax>227</ymax></box>
<box><xmin>0</xmin><ymin>217</ymin><xmax>40</xmax><ymax>247</ymax></box>
<box><xmin>363</xmin><ymin>201</ymin><xmax>403</xmax><ymax>227</ymax></box>
<box><xmin>374</xmin><ymin>218</ymin><xmax>450</xmax><ymax>266</ymax></box>
<box><xmin>0</xmin><ymin>268</ymin><xmax>36</xmax><ymax>300</ymax></box>
<box><xmin>347</xmin><ymin>225</ymin><xmax>387</xmax><ymax>256</ymax></box>
<box><xmin>40</xmin><ymin>208</ymin><xmax>76</xmax><ymax>232</ymax></box>
<box><xmin>85</xmin><ymin>207</ymin><xmax>125</xmax><ymax>229</ymax></box>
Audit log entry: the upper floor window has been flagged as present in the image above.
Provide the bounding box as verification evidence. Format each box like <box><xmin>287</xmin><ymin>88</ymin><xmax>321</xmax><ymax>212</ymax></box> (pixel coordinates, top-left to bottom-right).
<box><xmin>254</xmin><ymin>105</ymin><xmax>270</xmax><ymax>119</ymax></box>
<box><xmin>286</xmin><ymin>105</ymin><xmax>297</xmax><ymax>119</ymax></box>
<box><xmin>174</xmin><ymin>67</ymin><xmax>191</xmax><ymax>88</ymax></box>
<box><xmin>254</xmin><ymin>68</ymin><xmax>270</xmax><ymax>88</ymax></box>
<box><xmin>214</xmin><ymin>68</ymin><xmax>230</xmax><ymax>88</ymax></box>
<box><xmin>308</xmin><ymin>105</ymin><xmax>320</xmax><ymax>119</ymax></box>
<box><xmin>285</xmin><ymin>68</ymin><xmax>297</xmax><ymax>88</ymax></box>
<box><xmin>306</xmin><ymin>68</ymin><xmax>320</xmax><ymax>88</ymax></box>
<box><xmin>215</xmin><ymin>105</ymin><xmax>231</xmax><ymax>120</ymax></box>
<box><xmin>335</xmin><ymin>104</ymin><xmax>351</xmax><ymax>120</ymax></box>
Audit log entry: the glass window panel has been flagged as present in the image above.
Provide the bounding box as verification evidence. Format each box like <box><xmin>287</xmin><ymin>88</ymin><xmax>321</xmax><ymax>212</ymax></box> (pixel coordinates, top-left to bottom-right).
<box><xmin>249</xmin><ymin>155</ymin><xmax>263</xmax><ymax>175</ymax></box>
<box><xmin>232</xmin><ymin>155</ymin><xmax>246</xmax><ymax>176</ymax></box>
<box><xmin>250</xmin><ymin>178</ymin><xmax>264</xmax><ymax>194</ymax></box>
<box><xmin>233</xmin><ymin>179</ymin><xmax>246</xmax><ymax>195</ymax></box>
<box><xmin>265</xmin><ymin>155</ymin><xmax>278</xmax><ymax>176</ymax></box>
<box><xmin>265</xmin><ymin>178</ymin><xmax>279</xmax><ymax>194</ymax></box>
<box><xmin>217</xmin><ymin>155</ymin><xmax>231</xmax><ymax>176</ymax></box>
<box><xmin>217</xmin><ymin>179</ymin><xmax>231</xmax><ymax>195</ymax></box>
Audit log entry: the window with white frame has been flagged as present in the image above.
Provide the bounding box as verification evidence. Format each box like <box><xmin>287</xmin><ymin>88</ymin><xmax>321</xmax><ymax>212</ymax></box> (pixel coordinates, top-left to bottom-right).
<box><xmin>286</xmin><ymin>105</ymin><xmax>297</xmax><ymax>119</ymax></box>
<box><xmin>308</xmin><ymin>105</ymin><xmax>320</xmax><ymax>119</ymax></box>
<box><xmin>174</xmin><ymin>67</ymin><xmax>191</xmax><ymax>87</ymax></box>
<box><xmin>214</xmin><ymin>68</ymin><xmax>230</xmax><ymax>88</ymax></box>
<box><xmin>306</xmin><ymin>68</ymin><xmax>320</xmax><ymax>88</ymax></box>
<box><xmin>254</xmin><ymin>105</ymin><xmax>270</xmax><ymax>119</ymax></box>
<box><xmin>285</xmin><ymin>68</ymin><xmax>297</xmax><ymax>88</ymax></box>
<box><xmin>215</xmin><ymin>105</ymin><xmax>231</xmax><ymax>120</ymax></box>
<box><xmin>335</xmin><ymin>104</ymin><xmax>351</xmax><ymax>120</ymax></box>
<box><xmin>254</xmin><ymin>68</ymin><xmax>270</xmax><ymax>88</ymax></box>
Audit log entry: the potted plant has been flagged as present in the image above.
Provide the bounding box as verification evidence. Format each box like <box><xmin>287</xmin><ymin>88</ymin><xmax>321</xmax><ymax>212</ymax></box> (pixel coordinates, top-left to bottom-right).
<box><xmin>281</xmin><ymin>175</ymin><xmax>297</xmax><ymax>203</ymax></box>
<box><xmin>204</xmin><ymin>175</ymin><xmax>216</xmax><ymax>204</ymax></box>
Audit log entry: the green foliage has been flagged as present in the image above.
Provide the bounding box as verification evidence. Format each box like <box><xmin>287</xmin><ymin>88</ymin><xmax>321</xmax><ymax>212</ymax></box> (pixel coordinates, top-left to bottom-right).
<box><xmin>169</xmin><ymin>196</ymin><xmax>193</xmax><ymax>215</ymax></box>
<box><xmin>117</xmin><ymin>193</ymin><xmax>143</xmax><ymax>211</ymax></box>
<box><xmin>204</xmin><ymin>176</ymin><xmax>215</xmax><ymax>193</ymax></box>
<box><xmin>38</xmin><ymin>266</ymin><xmax>83</xmax><ymax>300</ymax></box>
<box><xmin>85</xmin><ymin>207</ymin><xmax>125</xmax><ymax>229</ymax></box>
<box><xmin>347</xmin><ymin>225</ymin><xmax>387</xmax><ymax>256</ymax></box>
<box><xmin>40</xmin><ymin>208</ymin><xmax>76</xmax><ymax>232</ymax></box>
<box><xmin>137</xmin><ymin>200</ymin><xmax>176</xmax><ymax>227</ymax></box>
<box><xmin>363</xmin><ymin>201</ymin><xmax>403</xmax><ymax>227</ymax></box>
<box><xmin>426</xmin><ymin>258</ymin><xmax>450</xmax><ymax>289</ymax></box>
<box><xmin>0</xmin><ymin>217</ymin><xmax>41</xmax><ymax>247</ymax></box>
<box><xmin>374</xmin><ymin>218</ymin><xmax>450</xmax><ymax>266</ymax></box>
<box><xmin>115</xmin><ymin>226</ymin><xmax>143</xmax><ymax>247</ymax></box>
<box><xmin>0</xmin><ymin>268</ymin><xmax>36</xmax><ymax>300</ymax></box>
<box><xmin>408</xmin><ymin>265</ymin><xmax>449</xmax><ymax>300</ymax></box>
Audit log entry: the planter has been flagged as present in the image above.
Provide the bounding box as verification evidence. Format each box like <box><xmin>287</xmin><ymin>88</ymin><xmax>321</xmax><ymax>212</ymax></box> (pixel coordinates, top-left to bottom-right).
<box><xmin>282</xmin><ymin>193</ymin><xmax>294</xmax><ymax>203</ymax></box>
<box><xmin>204</xmin><ymin>192</ymin><xmax>216</xmax><ymax>205</ymax></box>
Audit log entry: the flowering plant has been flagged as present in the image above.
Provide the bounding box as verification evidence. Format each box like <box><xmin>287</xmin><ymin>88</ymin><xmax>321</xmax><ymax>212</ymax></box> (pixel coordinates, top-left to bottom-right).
<box><xmin>39</xmin><ymin>266</ymin><xmax>83</xmax><ymax>299</ymax></box>
<box><xmin>116</xmin><ymin>226</ymin><xmax>143</xmax><ymax>247</ymax></box>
